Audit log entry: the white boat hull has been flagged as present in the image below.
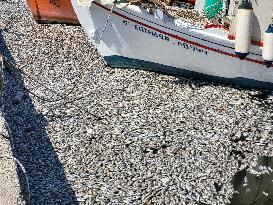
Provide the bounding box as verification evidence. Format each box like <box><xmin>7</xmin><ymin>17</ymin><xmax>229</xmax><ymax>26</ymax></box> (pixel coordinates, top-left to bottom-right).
<box><xmin>71</xmin><ymin>0</ymin><xmax>273</xmax><ymax>89</ymax></box>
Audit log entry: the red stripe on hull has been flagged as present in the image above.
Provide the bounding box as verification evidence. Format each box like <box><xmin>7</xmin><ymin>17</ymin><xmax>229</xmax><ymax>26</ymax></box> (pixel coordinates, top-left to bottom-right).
<box><xmin>228</xmin><ymin>35</ymin><xmax>263</xmax><ymax>47</ymax></box>
<box><xmin>93</xmin><ymin>2</ymin><xmax>269</xmax><ymax>67</ymax></box>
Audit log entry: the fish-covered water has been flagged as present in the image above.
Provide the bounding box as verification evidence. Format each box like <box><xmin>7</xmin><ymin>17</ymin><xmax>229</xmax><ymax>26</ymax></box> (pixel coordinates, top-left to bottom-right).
<box><xmin>230</xmin><ymin>157</ymin><xmax>273</xmax><ymax>205</ymax></box>
<box><xmin>1</xmin><ymin>0</ymin><xmax>273</xmax><ymax>204</ymax></box>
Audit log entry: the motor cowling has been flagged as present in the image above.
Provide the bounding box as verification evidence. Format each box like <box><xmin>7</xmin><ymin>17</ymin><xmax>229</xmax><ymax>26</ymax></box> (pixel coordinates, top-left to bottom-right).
<box><xmin>262</xmin><ymin>24</ymin><xmax>273</xmax><ymax>68</ymax></box>
<box><xmin>235</xmin><ymin>0</ymin><xmax>253</xmax><ymax>60</ymax></box>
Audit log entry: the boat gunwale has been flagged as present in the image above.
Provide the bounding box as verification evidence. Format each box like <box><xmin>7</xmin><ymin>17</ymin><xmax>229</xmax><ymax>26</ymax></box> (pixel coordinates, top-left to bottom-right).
<box><xmin>95</xmin><ymin>2</ymin><xmax>262</xmax><ymax>57</ymax></box>
<box><xmin>119</xmin><ymin>3</ymin><xmax>263</xmax><ymax>54</ymax></box>
<box><xmin>92</xmin><ymin>1</ymin><xmax>269</xmax><ymax>67</ymax></box>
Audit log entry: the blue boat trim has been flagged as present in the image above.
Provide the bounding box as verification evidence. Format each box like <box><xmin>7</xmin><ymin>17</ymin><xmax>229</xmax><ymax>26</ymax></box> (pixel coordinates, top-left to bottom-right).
<box><xmin>93</xmin><ymin>2</ymin><xmax>266</xmax><ymax>66</ymax></box>
<box><xmin>235</xmin><ymin>52</ymin><xmax>249</xmax><ymax>59</ymax></box>
<box><xmin>104</xmin><ymin>55</ymin><xmax>273</xmax><ymax>90</ymax></box>
<box><xmin>266</xmin><ymin>24</ymin><xmax>273</xmax><ymax>33</ymax></box>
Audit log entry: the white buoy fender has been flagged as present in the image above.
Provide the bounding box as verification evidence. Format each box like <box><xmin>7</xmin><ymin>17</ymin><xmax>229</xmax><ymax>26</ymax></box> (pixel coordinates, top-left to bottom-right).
<box><xmin>262</xmin><ymin>24</ymin><xmax>273</xmax><ymax>67</ymax></box>
<box><xmin>235</xmin><ymin>0</ymin><xmax>253</xmax><ymax>60</ymax></box>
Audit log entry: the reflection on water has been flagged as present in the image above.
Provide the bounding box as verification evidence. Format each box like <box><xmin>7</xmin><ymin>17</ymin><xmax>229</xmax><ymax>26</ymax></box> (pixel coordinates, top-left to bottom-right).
<box><xmin>230</xmin><ymin>157</ymin><xmax>273</xmax><ymax>205</ymax></box>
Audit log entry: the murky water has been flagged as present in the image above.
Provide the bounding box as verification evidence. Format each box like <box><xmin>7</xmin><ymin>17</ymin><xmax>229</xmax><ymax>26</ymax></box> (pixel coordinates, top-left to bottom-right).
<box><xmin>230</xmin><ymin>157</ymin><xmax>273</xmax><ymax>205</ymax></box>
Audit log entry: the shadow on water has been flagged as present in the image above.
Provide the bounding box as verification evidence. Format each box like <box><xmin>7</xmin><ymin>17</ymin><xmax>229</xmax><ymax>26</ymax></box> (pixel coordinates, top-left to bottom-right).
<box><xmin>173</xmin><ymin>76</ymin><xmax>273</xmax><ymax>109</ymax></box>
<box><xmin>0</xmin><ymin>30</ymin><xmax>78</xmax><ymax>204</ymax></box>
<box><xmin>247</xmin><ymin>91</ymin><xmax>273</xmax><ymax>108</ymax></box>
<box><xmin>230</xmin><ymin>156</ymin><xmax>273</xmax><ymax>205</ymax></box>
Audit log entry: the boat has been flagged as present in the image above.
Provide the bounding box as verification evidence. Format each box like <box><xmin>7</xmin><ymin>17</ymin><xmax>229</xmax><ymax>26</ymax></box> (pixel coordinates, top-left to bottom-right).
<box><xmin>27</xmin><ymin>0</ymin><xmax>79</xmax><ymax>24</ymax></box>
<box><xmin>69</xmin><ymin>0</ymin><xmax>273</xmax><ymax>89</ymax></box>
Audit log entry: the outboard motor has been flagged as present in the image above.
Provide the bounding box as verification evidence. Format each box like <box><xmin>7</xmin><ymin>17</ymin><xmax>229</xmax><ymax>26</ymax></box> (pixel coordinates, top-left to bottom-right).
<box><xmin>235</xmin><ymin>0</ymin><xmax>253</xmax><ymax>60</ymax></box>
<box><xmin>262</xmin><ymin>24</ymin><xmax>273</xmax><ymax>68</ymax></box>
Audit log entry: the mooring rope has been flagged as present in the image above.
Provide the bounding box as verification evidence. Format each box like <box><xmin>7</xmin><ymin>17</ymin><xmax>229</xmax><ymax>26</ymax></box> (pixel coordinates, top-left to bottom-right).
<box><xmin>0</xmin><ymin>1</ymin><xmax>114</xmax><ymax>103</ymax></box>
<box><xmin>0</xmin><ymin>54</ymin><xmax>32</xmax><ymax>204</ymax></box>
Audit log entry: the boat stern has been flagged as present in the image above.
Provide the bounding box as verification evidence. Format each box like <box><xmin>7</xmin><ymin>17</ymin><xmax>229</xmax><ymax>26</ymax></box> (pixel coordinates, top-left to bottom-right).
<box><xmin>27</xmin><ymin>0</ymin><xmax>79</xmax><ymax>24</ymax></box>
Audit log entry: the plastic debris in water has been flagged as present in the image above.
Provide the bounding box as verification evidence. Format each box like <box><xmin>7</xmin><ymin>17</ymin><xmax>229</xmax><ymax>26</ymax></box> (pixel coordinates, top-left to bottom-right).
<box><xmin>154</xmin><ymin>9</ymin><xmax>164</xmax><ymax>20</ymax></box>
<box><xmin>77</xmin><ymin>0</ymin><xmax>93</xmax><ymax>7</ymax></box>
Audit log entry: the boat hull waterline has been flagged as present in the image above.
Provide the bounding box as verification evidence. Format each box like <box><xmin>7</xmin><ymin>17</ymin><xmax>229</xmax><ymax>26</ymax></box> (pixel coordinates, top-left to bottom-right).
<box><xmin>71</xmin><ymin>0</ymin><xmax>273</xmax><ymax>89</ymax></box>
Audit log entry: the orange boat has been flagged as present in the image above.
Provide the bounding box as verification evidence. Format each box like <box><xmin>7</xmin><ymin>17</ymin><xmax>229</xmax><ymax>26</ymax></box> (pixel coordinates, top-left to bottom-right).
<box><xmin>27</xmin><ymin>0</ymin><xmax>79</xmax><ymax>24</ymax></box>
<box><xmin>184</xmin><ymin>0</ymin><xmax>195</xmax><ymax>4</ymax></box>
<box><xmin>26</xmin><ymin>0</ymin><xmax>196</xmax><ymax>24</ymax></box>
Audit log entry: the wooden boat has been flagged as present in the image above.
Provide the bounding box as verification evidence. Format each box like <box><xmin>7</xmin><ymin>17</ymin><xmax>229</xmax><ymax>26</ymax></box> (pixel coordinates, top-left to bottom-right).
<box><xmin>27</xmin><ymin>0</ymin><xmax>79</xmax><ymax>24</ymax></box>
<box><xmin>70</xmin><ymin>0</ymin><xmax>273</xmax><ymax>89</ymax></box>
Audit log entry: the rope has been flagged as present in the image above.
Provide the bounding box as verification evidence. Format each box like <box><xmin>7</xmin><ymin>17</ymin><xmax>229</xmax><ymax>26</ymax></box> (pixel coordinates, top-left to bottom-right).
<box><xmin>2</xmin><ymin>2</ymin><xmax>114</xmax><ymax>103</ymax></box>
<box><xmin>0</xmin><ymin>4</ymin><xmax>116</xmax><ymax>199</ymax></box>
<box><xmin>97</xmin><ymin>3</ymin><xmax>115</xmax><ymax>44</ymax></box>
<box><xmin>2</xmin><ymin>56</ymin><xmax>78</xmax><ymax>103</ymax></box>
<box><xmin>82</xmin><ymin>3</ymin><xmax>115</xmax><ymax>71</ymax></box>
<box><xmin>0</xmin><ymin>55</ymin><xmax>31</xmax><ymax>204</ymax></box>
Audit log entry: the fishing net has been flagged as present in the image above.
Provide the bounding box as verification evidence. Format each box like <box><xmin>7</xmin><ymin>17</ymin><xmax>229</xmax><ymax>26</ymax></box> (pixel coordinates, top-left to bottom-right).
<box><xmin>204</xmin><ymin>0</ymin><xmax>223</xmax><ymax>19</ymax></box>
